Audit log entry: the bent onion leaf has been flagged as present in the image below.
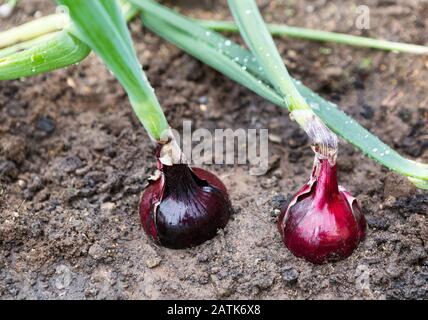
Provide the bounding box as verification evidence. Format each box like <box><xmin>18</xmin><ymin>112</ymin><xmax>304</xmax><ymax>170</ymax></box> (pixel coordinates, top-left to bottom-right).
<box><xmin>0</xmin><ymin>14</ymin><xmax>65</xmax><ymax>49</ymax></box>
<box><xmin>0</xmin><ymin>30</ymin><xmax>90</xmax><ymax>80</ymax></box>
<box><xmin>0</xmin><ymin>1</ymin><xmax>138</xmax><ymax>78</ymax></box>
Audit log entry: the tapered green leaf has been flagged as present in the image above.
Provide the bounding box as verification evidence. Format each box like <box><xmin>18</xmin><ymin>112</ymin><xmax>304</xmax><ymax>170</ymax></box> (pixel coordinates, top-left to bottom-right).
<box><xmin>228</xmin><ymin>0</ymin><xmax>307</xmax><ymax>111</ymax></box>
<box><xmin>132</xmin><ymin>0</ymin><xmax>428</xmax><ymax>183</ymax></box>
<box><xmin>100</xmin><ymin>0</ymin><xmax>135</xmax><ymax>58</ymax></box>
<box><xmin>0</xmin><ymin>0</ymin><xmax>139</xmax><ymax>77</ymax></box>
<box><xmin>0</xmin><ymin>30</ymin><xmax>90</xmax><ymax>80</ymax></box>
<box><xmin>197</xmin><ymin>20</ymin><xmax>428</xmax><ymax>55</ymax></box>
<box><xmin>57</xmin><ymin>0</ymin><xmax>169</xmax><ymax>140</ymax></box>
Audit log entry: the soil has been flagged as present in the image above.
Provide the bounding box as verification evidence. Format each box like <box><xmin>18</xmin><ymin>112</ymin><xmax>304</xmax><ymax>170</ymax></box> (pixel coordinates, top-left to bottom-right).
<box><xmin>1</xmin><ymin>0</ymin><xmax>427</xmax><ymax>300</ymax></box>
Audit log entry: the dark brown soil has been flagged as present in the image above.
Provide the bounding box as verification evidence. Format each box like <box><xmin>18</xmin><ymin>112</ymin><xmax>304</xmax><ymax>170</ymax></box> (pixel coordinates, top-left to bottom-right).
<box><xmin>1</xmin><ymin>0</ymin><xmax>427</xmax><ymax>299</ymax></box>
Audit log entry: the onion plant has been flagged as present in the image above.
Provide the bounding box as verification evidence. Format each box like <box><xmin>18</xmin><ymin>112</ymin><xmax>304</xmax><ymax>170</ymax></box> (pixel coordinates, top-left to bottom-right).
<box><xmin>64</xmin><ymin>0</ymin><xmax>232</xmax><ymax>249</ymax></box>
<box><xmin>6</xmin><ymin>0</ymin><xmax>233</xmax><ymax>249</ymax></box>
<box><xmin>0</xmin><ymin>0</ymin><xmax>427</xmax><ymax>258</ymax></box>
<box><xmin>228</xmin><ymin>0</ymin><xmax>365</xmax><ymax>263</ymax></box>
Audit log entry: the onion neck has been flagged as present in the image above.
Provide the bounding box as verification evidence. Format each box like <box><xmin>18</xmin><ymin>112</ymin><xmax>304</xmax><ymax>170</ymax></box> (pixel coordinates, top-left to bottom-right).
<box><xmin>313</xmin><ymin>159</ymin><xmax>340</xmax><ymax>207</ymax></box>
<box><xmin>162</xmin><ymin>164</ymin><xmax>198</xmax><ymax>196</ymax></box>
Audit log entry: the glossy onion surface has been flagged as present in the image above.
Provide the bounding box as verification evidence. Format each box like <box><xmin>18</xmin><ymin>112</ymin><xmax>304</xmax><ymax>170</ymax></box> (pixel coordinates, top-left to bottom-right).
<box><xmin>278</xmin><ymin>159</ymin><xmax>366</xmax><ymax>264</ymax></box>
<box><xmin>139</xmin><ymin>163</ymin><xmax>231</xmax><ymax>249</ymax></box>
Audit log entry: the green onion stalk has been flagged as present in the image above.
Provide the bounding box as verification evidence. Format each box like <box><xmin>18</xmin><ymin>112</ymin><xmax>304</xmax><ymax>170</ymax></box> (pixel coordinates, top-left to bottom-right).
<box><xmin>56</xmin><ymin>0</ymin><xmax>170</xmax><ymax>144</ymax></box>
<box><xmin>227</xmin><ymin>0</ymin><xmax>338</xmax><ymax>164</ymax></box>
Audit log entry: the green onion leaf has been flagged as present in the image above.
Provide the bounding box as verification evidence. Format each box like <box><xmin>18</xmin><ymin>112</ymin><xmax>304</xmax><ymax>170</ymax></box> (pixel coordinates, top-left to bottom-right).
<box><xmin>131</xmin><ymin>0</ymin><xmax>428</xmax><ymax>184</ymax></box>
<box><xmin>228</xmin><ymin>0</ymin><xmax>307</xmax><ymax>111</ymax></box>
<box><xmin>227</xmin><ymin>0</ymin><xmax>339</xmax><ymax>161</ymax></box>
<box><xmin>408</xmin><ymin>177</ymin><xmax>428</xmax><ymax>190</ymax></box>
<box><xmin>197</xmin><ymin>20</ymin><xmax>428</xmax><ymax>55</ymax></box>
<box><xmin>0</xmin><ymin>14</ymin><xmax>64</xmax><ymax>49</ymax></box>
<box><xmin>0</xmin><ymin>30</ymin><xmax>90</xmax><ymax>80</ymax></box>
<box><xmin>0</xmin><ymin>0</ymin><xmax>139</xmax><ymax>77</ymax></box>
<box><xmin>57</xmin><ymin>0</ymin><xmax>169</xmax><ymax>141</ymax></box>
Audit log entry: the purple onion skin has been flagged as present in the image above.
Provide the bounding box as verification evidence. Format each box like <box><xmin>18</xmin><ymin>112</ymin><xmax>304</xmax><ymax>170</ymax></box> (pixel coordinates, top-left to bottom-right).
<box><xmin>139</xmin><ymin>163</ymin><xmax>232</xmax><ymax>249</ymax></box>
<box><xmin>278</xmin><ymin>159</ymin><xmax>366</xmax><ymax>264</ymax></box>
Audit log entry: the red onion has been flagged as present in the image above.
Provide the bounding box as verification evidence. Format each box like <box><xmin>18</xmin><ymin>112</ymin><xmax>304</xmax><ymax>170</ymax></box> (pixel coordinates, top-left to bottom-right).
<box><xmin>278</xmin><ymin>159</ymin><xmax>366</xmax><ymax>264</ymax></box>
<box><xmin>139</xmin><ymin>143</ymin><xmax>232</xmax><ymax>249</ymax></box>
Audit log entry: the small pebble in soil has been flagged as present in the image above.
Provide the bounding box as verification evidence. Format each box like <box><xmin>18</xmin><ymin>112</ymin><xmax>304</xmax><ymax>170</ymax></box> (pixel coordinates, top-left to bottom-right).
<box><xmin>100</xmin><ymin>202</ymin><xmax>116</xmax><ymax>214</ymax></box>
<box><xmin>212</xmin><ymin>276</ymin><xmax>235</xmax><ymax>298</ymax></box>
<box><xmin>271</xmin><ymin>194</ymin><xmax>287</xmax><ymax>209</ymax></box>
<box><xmin>54</xmin><ymin>265</ymin><xmax>72</xmax><ymax>290</ymax></box>
<box><xmin>366</xmin><ymin>215</ymin><xmax>390</xmax><ymax>230</ymax></box>
<box><xmin>268</xmin><ymin>134</ymin><xmax>282</xmax><ymax>144</ymax></box>
<box><xmin>0</xmin><ymin>3</ymin><xmax>14</xmax><ymax>18</ymax></box>
<box><xmin>198</xmin><ymin>95</ymin><xmax>208</xmax><ymax>104</ymax></box>
<box><xmin>17</xmin><ymin>179</ymin><xmax>27</xmax><ymax>189</ymax></box>
<box><xmin>0</xmin><ymin>135</ymin><xmax>27</xmax><ymax>164</ymax></box>
<box><xmin>360</xmin><ymin>104</ymin><xmax>374</xmax><ymax>119</ymax></box>
<box><xmin>34</xmin><ymin>190</ymin><xmax>50</xmax><ymax>203</ymax></box>
<box><xmin>85</xmin><ymin>288</ymin><xmax>99</xmax><ymax>297</ymax></box>
<box><xmin>88</xmin><ymin>243</ymin><xmax>106</xmax><ymax>260</ymax></box>
<box><xmin>59</xmin><ymin>156</ymin><xmax>84</xmax><ymax>174</ymax></box>
<box><xmin>0</xmin><ymin>160</ymin><xmax>18</xmax><ymax>180</ymax></box>
<box><xmin>35</xmin><ymin>115</ymin><xmax>55</xmax><ymax>134</ymax></box>
<box><xmin>28</xmin><ymin>175</ymin><xmax>43</xmax><ymax>192</ymax></box>
<box><xmin>270</xmin><ymin>209</ymin><xmax>281</xmax><ymax>218</ymax></box>
<box><xmin>145</xmin><ymin>257</ymin><xmax>162</xmax><ymax>269</ymax></box>
<box><xmin>197</xmin><ymin>253</ymin><xmax>211</xmax><ymax>263</ymax></box>
<box><xmin>282</xmin><ymin>267</ymin><xmax>299</xmax><ymax>285</ymax></box>
<box><xmin>288</xmin><ymin>150</ymin><xmax>303</xmax><ymax>163</ymax></box>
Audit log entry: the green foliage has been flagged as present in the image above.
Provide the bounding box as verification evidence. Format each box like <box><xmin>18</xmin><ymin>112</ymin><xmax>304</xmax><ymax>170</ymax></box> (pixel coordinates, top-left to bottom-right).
<box><xmin>57</xmin><ymin>0</ymin><xmax>169</xmax><ymax>140</ymax></box>
<box><xmin>132</xmin><ymin>0</ymin><xmax>428</xmax><ymax>183</ymax></box>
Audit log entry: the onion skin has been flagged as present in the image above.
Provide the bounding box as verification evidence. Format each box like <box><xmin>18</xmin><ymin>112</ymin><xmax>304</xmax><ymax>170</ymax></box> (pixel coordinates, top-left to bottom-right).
<box><xmin>278</xmin><ymin>159</ymin><xmax>366</xmax><ymax>264</ymax></box>
<box><xmin>139</xmin><ymin>163</ymin><xmax>231</xmax><ymax>249</ymax></box>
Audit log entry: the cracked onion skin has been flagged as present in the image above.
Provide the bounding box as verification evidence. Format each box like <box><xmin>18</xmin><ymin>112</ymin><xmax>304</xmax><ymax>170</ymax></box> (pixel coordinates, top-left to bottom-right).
<box><xmin>278</xmin><ymin>159</ymin><xmax>366</xmax><ymax>264</ymax></box>
<box><xmin>139</xmin><ymin>163</ymin><xmax>232</xmax><ymax>249</ymax></box>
